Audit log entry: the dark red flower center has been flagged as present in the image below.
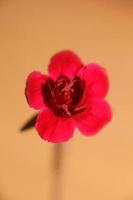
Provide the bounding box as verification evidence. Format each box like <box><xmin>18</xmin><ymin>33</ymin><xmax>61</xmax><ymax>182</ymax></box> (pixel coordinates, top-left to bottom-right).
<box><xmin>42</xmin><ymin>76</ymin><xmax>85</xmax><ymax>117</ymax></box>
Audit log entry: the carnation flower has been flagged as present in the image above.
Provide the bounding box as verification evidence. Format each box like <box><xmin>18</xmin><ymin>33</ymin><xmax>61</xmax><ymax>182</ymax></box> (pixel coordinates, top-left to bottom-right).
<box><xmin>25</xmin><ymin>50</ymin><xmax>112</xmax><ymax>142</ymax></box>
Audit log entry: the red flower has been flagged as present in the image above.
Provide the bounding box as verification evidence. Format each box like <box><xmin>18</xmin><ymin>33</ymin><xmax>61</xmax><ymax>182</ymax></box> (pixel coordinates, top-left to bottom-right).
<box><xmin>25</xmin><ymin>50</ymin><xmax>112</xmax><ymax>142</ymax></box>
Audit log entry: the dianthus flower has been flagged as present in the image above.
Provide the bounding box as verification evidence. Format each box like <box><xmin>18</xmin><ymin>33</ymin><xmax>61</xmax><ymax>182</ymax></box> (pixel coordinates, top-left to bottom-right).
<box><xmin>25</xmin><ymin>50</ymin><xmax>112</xmax><ymax>142</ymax></box>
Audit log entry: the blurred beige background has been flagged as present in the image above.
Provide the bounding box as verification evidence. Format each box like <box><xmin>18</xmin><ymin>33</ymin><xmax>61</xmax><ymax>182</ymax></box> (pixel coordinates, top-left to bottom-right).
<box><xmin>0</xmin><ymin>0</ymin><xmax>133</xmax><ymax>200</ymax></box>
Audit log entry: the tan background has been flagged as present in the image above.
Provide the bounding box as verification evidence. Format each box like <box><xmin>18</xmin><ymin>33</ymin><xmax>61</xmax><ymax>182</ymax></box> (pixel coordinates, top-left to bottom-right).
<box><xmin>0</xmin><ymin>0</ymin><xmax>133</xmax><ymax>199</ymax></box>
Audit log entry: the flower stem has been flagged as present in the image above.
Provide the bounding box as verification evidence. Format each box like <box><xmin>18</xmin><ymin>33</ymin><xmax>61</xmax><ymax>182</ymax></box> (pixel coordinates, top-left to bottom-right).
<box><xmin>52</xmin><ymin>143</ymin><xmax>63</xmax><ymax>200</ymax></box>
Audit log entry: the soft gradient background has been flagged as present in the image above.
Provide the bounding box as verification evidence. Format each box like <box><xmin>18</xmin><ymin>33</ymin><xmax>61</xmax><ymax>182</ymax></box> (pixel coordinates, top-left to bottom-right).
<box><xmin>0</xmin><ymin>0</ymin><xmax>133</xmax><ymax>200</ymax></box>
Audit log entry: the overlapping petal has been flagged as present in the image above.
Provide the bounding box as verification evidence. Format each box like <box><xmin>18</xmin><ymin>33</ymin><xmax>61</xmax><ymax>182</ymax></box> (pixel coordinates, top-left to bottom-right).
<box><xmin>74</xmin><ymin>99</ymin><xmax>112</xmax><ymax>136</ymax></box>
<box><xmin>77</xmin><ymin>63</ymin><xmax>109</xmax><ymax>99</ymax></box>
<box><xmin>35</xmin><ymin>109</ymin><xmax>75</xmax><ymax>142</ymax></box>
<box><xmin>48</xmin><ymin>50</ymin><xmax>83</xmax><ymax>79</ymax></box>
<box><xmin>25</xmin><ymin>71</ymin><xmax>48</xmax><ymax>109</ymax></box>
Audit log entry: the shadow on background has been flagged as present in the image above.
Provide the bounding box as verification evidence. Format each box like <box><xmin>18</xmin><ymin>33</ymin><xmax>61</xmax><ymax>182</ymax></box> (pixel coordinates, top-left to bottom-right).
<box><xmin>0</xmin><ymin>191</ymin><xmax>8</xmax><ymax>200</ymax></box>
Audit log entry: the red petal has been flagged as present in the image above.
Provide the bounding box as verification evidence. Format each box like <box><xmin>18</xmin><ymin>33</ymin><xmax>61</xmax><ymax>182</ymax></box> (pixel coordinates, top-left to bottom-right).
<box><xmin>35</xmin><ymin>109</ymin><xmax>75</xmax><ymax>142</ymax></box>
<box><xmin>77</xmin><ymin>63</ymin><xmax>109</xmax><ymax>99</ymax></box>
<box><xmin>48</xmin><ymin>50</ymin><xmax>83</xmax><ymax>80</ymax></box>
<box><xmin>74</xmin><ymin>99</ymin><xmax>112</xmax><ymax>136</ymax></box>
<box><xmin>25</xmin><ymin>71</ymin><xmax>48</xmax><ymax>110</ymax></box>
